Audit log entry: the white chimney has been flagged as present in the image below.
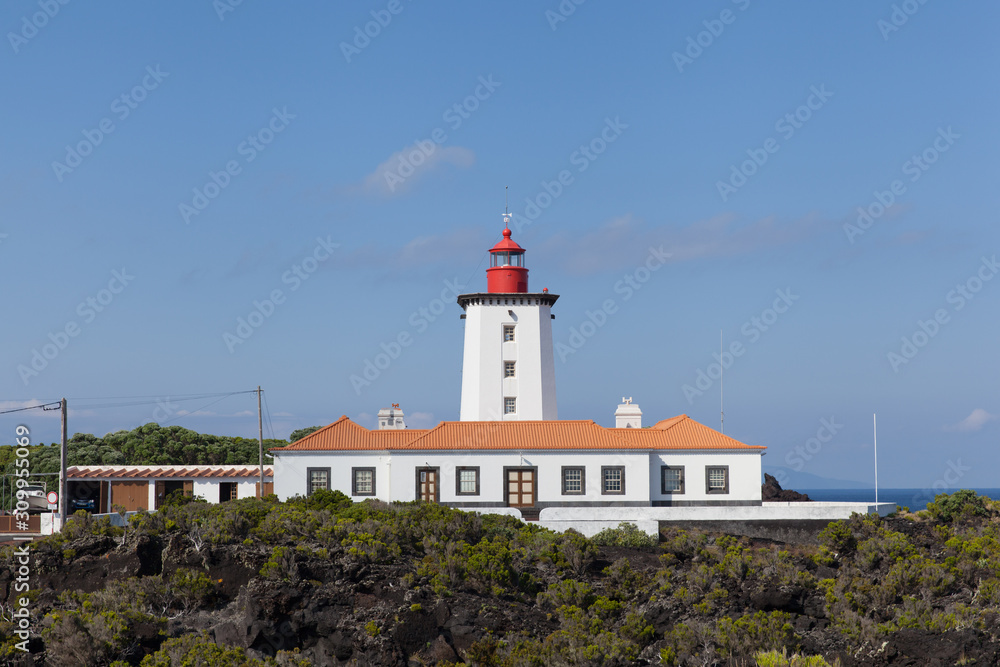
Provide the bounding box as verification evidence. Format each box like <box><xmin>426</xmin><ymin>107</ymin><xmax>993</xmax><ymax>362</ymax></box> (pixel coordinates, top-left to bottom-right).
<box><xmin>377</xmin><ymin>404</ymin><xmax>406</xmax><ymax>430</ymax></box>
<box><xmin>615</xmin><ymin>397</ymin><xmax>642</xmax><ymax>428</ymax></box>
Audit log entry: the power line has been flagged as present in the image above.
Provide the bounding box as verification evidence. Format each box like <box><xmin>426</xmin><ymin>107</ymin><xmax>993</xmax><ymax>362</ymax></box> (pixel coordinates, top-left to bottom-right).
<box><xmin>0</xmin><ymin>401</ymin><xmax>61</xmax><ymax>415</ymax></box>
<box><xmin>159</xmin><ymin>392</ymin><xmax>253</xmax><ymax>427</ymax></box>
<box><xmin>64</xmin><ymin>390</ymin><xmax>260</xmax><ymax>410</ymax></box>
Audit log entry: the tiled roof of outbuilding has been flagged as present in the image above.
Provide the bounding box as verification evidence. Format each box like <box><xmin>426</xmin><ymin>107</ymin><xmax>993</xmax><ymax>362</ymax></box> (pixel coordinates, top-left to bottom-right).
<box><xmin>67</xmin><ymin>465</ymin><xmax>273</xmax><ymax>479</ymax></box>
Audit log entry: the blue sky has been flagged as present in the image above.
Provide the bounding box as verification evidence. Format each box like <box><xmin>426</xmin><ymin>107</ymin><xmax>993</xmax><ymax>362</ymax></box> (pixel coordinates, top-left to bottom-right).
<box><xmin>2</xmin><ymin>1</ymin><xmax>998</xmax><ymax>487</ymax></box>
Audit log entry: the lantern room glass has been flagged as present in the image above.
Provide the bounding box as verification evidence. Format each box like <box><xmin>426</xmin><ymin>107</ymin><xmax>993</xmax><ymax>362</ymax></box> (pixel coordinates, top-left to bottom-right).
<box><xmin>491</xmin><ymin>251</ymin><xmax>523</xmax><ymax>267</ymax></box>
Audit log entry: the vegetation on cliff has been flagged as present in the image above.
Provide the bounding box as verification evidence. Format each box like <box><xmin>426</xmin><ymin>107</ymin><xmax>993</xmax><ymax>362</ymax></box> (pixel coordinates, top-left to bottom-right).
<box><xmin>0</xmin><ymin>490</ymin><xmax>998</xmax><ymax>665</ymax></box>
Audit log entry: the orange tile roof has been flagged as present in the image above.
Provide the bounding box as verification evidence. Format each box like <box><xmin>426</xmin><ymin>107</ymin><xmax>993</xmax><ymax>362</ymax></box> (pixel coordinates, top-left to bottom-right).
<box><xmin>271</xmin><ymin>416</ymin><xmax>430</xmax><ymax>451</ymax></box>
<box><xmin>271</xmin><ymin>414</ymin><xmax>764</xmax><ymax>452</ymax></box>
<box><xmin>67</xmin><ymin>465</ymin><xmax>274</xmax><ymax>479</ymax></box>
<box><xmin>613</xmin><ymin>415</ymin><xmax>765</xmax><ymax>451</ymax></box>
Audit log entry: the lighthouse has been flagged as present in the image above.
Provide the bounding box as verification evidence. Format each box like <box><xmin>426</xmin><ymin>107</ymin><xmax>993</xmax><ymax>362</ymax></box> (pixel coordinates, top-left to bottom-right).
<box><xmin>458</xmin><ymin>215</ymin><xmax>558</xmax><ymax>421</ymax></box>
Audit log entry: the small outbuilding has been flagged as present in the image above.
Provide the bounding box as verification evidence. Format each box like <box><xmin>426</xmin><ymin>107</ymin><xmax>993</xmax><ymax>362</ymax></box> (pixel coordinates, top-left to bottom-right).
<box><xmin>66</xmin><ymin>465</ymin><xmax>274</xmax><ymax>512</ymax></box>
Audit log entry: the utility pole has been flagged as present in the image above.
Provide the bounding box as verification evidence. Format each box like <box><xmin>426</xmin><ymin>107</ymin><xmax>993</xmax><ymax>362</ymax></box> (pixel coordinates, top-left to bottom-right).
<box><xmin>59</xmin><ymin>397</ymin><xmax>67</xmax><ymax>519</ymax></box>
<box><xmin>258</xmin><ymin>386</ymin><xmax>264</xmax><ymax>498</ymax></box>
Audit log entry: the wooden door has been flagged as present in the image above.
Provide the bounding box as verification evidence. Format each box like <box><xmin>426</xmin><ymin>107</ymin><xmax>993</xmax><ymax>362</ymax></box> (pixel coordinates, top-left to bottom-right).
<box><xmin>111</xmin><ymin>481</ymin><xmax>149</xmax><ymax>512</ymax></box>
<box><xmin>99</xmin><ymin>481</ymin><xmax>110</xmax><ymax>513</ymax></box>
<box><xmin>255</xmin><ymin>482</ymin><xmax>274</xmax><ymax>498</ymax></box>
<box><xmin>506</xmin><ymin>469</ymin><xmax>535</xmax><ymax>508</ymax></box>
<box><xmin>416</xmin><ymin>468</ymin><xmax>439</xmax><ymax>502</ymax></box>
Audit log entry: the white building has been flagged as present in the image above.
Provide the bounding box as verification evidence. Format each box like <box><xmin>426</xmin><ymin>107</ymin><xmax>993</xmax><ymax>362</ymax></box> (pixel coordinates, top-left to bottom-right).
<box><xmin>271</xmin><ymin>412</ymin><xmax>764</xmax><ymax>511</ymax></box>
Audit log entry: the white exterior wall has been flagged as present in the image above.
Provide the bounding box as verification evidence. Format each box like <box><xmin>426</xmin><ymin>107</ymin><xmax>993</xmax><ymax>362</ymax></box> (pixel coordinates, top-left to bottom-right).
<box><xmin>274</xmin><ymin>452</ymin><xmax>392</xmax><ymax>501</ymax></box>
<box><xmin>273</xmin><ymin>450</ymin><xmax>762</xmax><ymax>506</ymax></box>
<box><xmin>237</xmin><ymin>480</ymin><xmax>261</xmax><ymax>499</ymax></box>
<box><xmin>649</xmin><ymin>451</ymin><xmax>762</xmax><ymax>504</ymax></box>
<box><xmin>388</xmin><ymin>451</ymin><xmax>650</xmax><ymax>504</ymax></box>
<box><xmin>194</xmin><ymin>480</ymin><xmax>219</xmax><ymax>503</ymax></box>
<box><xmin>459</xmin><ymin>296</ymin><xmax>557</xmax><ymax>421</ymax></box>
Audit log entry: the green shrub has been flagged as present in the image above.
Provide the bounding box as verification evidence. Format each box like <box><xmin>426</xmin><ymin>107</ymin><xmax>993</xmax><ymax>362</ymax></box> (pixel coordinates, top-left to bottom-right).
<box><xmin>591</xmin><ymin>522</ymin><xmax>658</xmax><ymax>547</ymax></box>
<box><xmin>139</xmin><ymin>632</ymin><xmax>312</xmax><ymax>666</ymax></box>
<box><xmin>170</xmin><ymin>568</ymin><xmax>218</xmax><ymax>610</ymax></box>
<box><xmin>926</xmin><ymin>490</ymin><xmax>991</xmax><ymax>523</ymax></box>
<box><xmin>818</xmin><ymin>521</ymin><xmax>856</xmax><ymax>556</ymax></box>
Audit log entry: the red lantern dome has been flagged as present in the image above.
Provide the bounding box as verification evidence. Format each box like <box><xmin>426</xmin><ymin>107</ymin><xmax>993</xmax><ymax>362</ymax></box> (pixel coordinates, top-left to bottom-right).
<box><xmin>486</xmin><ymin>219</ymin><xmax>528</xmax><ymax>293</ymax></box>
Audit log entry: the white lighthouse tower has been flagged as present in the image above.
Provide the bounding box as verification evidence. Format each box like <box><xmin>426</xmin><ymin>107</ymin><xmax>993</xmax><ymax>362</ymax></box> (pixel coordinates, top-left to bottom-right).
<box><xmin>458</xmin><ymin>216</ymin><xmax>558</xmax><ymax>421</ymax></box>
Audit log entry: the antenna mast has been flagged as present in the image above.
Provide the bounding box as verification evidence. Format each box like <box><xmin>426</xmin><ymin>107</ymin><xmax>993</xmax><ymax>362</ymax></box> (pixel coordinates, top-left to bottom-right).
<box><xmin>720</xmin><ymin>329</ymin><xmax>724</xmax><ymax>434</ymax></box>
<box><xmin>873</xmin><ymin>413</ymin><xmax>878</xmax><ymax>504</ymax></box>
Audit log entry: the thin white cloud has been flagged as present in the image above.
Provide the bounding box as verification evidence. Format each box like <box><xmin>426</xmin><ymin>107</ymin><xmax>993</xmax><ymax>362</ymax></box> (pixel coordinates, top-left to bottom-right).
<box><xmin>535</xmin><ymin>212</ymin><xmax>830</xmax><ymax>276</ymax></box>
<box><xmin>338</xmin><ymin>226</ymin><xmax>488</xmax><ymax>277</ymax></box>
<box><xmin>407</xmin><ymin>411</ymin><xmax>436</xmax><ymax>429</ymax></box>
<box><xmin>944</xmin><ymin>409</ymin><xmax>996</xmax><ymax>433</ymax></box>
<box><xmin>358</xmin><ymin>144</ymin><xmax>475</xmax><ymax>197</ymax></box>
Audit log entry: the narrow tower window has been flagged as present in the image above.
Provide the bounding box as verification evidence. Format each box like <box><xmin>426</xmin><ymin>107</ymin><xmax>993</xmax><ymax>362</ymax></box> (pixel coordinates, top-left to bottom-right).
<box><xmin>503</xmin><ymin>325</ymin><xmax>515</xmax><ymax>342</ymax></box>
<box><xmin>504</xmin><ymin>397</ymin><xmax>516</xmax><ymax>414</ymax></box>
<box><xmin>504</xmin><ymin>361</ymin><xmax>516</xmax><ymax>378</ymax></box>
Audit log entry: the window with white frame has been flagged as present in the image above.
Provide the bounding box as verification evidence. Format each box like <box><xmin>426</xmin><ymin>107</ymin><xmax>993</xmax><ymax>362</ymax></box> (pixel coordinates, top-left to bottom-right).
<box><xmin>504</xmin><ymin>361</ymin><xmax>516</xmax><ymax>378</ymax></box>
<box><xmin>352</xmin><ymin>467</ymin><xmax>375</xmax><ymax>496</ymax></box>
<box><xmin>504</xmin><ymin>397</ymin><xmax>516</xmax><ymax>414</ymax></box>
<box><xmin>561</xmin><ymin>467</ymin><xmax>585</xmax><ymax>495</ymax></box>
<box><xmin>601</xmin><ymin>466</ymin><xmax>625</xmax><ymax>495</ymax></box>
<box><xmin>456</xmin><ymin>467</ymin><xmax>479</xmax><ymax>495</ymax></box>
<box><xmin>705</xmin><ymin>466</ymin><xmax>729</xmax><ymax>494</ymax></box>
<box><xmin>307</xmin><ymin>468</ymin><xmax>330</xmax><ymax>496</ymax></box>
<box><xmin>503</xmin><ymin>325</ymin><xmax>515</xmax><ymax>342</ymax></box>
<box><xmin>661</xmin><ymin>466</ymin><xmax>685</xmax><ymax>494</ymax></box>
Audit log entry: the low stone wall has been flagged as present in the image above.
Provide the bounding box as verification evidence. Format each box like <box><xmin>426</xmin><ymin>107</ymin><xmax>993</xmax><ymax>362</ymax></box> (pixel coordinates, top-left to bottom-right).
<box><xmin>452</xmin><ymin>507</ymin><xmax>523</xmax><ymax>519</ymax></box>
<box><xmin>533</xmin><ymin>502</ymin><xmax>897</xmax><ymax>540</ymax></box>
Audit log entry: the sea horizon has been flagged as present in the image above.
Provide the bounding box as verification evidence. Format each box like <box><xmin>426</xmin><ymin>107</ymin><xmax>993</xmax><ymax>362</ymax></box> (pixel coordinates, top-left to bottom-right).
<box><xmin>797</xmin><ymin>487</ymin><xmax>1000</xmax><ymax>512</ymax></box>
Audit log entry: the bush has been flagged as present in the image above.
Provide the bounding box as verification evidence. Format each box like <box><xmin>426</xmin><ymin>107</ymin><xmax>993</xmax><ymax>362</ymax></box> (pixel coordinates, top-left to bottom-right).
<box><xmin>139</xmin><ymin>632</ymin><xmax>312</xmax><ymax>666</ymax></box>
<box><xmin>170</xmin><ymin>568</ymin><xmax>219</xmax><ymax>611</ymax></box>
<box><xmin>591</xmin><ymin>522</ymin><xmax>658</xmax><ymax>547</ymax></box>
<box><xmin>926</xmin><ymin>490</ymin><xmax>991</xmax><ymax>523</ymax></box>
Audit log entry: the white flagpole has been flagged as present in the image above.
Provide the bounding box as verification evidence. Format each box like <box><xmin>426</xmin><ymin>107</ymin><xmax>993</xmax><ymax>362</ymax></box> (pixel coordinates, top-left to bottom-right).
<box><xmin>873</xmin><ymin>413</ymin><xmax>878</xmax><ymax>504</ymax></box>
